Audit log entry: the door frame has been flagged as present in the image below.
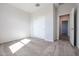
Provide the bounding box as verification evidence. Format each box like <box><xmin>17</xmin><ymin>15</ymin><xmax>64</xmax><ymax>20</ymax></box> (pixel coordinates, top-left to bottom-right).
<box><xmin>74</xmin><ymin>8</ymin><xmax>77</xmax><ymax>46</ymax></box>
<box><xmin>57</xmin><ymin>8</ymin><xmax>77</xmax><ymax>47</ymax></box>
<box><xmin>58</xmin><ymin>14</ymin><xmax>70</xmax><ymax>39</ymax></box>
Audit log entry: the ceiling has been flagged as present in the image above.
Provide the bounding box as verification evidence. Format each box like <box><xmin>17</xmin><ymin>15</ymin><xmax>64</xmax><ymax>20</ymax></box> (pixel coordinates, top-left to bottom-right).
<box><xmin>9</xmin><ymin>3</ymin><xmax>52</xmax><ymax>13</ymax></box>
<box><xmin>54</xmin><ymin>3</ymin><xmax>64</xmax><ymax>8</ymax></box>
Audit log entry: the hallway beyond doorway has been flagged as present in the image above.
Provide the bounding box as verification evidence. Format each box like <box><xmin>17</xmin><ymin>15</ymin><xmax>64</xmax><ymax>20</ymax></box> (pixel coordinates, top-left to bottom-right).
<box><xmin>59</xmin><ymin>34</ymin><xmax>69</xmax><ymax>41</ymax></box>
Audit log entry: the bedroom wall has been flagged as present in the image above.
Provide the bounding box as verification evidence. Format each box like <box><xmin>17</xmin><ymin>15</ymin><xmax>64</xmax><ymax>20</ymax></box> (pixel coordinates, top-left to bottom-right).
<box><xmin>0</xmin><ymin>4</ymin><xmax>31</xmax><ymax>43</ymax></box>
<box><xmin>76</xmin><ymin>4</ymin><xmax>79</xmax><ymax>48</ymax></box>
<box><xmin>31</xmin><ymin>4</ymin><xmax>56</xmax><ymax>42</ymax></box>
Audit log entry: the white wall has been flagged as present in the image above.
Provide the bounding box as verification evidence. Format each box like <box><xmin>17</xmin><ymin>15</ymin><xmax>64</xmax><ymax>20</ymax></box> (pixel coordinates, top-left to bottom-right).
<box><xmin>0</xmin><ymin>4</ymin><xmax>31</xmax><ymax>43</ymax></box>
<box><xmin>31</xmin><ymin>16</ymin><xmax>46</xmax><ymax>39</ymax></box>
<box><xmin>0</xmin><ymin>3</ymin><xmax>57</xmax><ymax>43</ymax></box>
<box><xmin>76</xmin><ymin>4</ymin><xmax>79</xmax><ymax>48</ymax></box>
<box><xmin>31</xmin><ymin>4</ymin><xmax>55</xmax><ymax>42</ymax></box>
<box><xmin>53</xmin><ymin>5</ymin><xmax>57</xmax><ymax>41</ymax></box>
<box><xmin>57</xmin><ymin>3</ymin><xmax>76</xmax><ymax>40</ymax></box>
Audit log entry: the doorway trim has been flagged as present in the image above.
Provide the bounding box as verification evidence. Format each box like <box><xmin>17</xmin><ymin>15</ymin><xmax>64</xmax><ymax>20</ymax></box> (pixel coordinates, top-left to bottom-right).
<box><xmin>57</xmin><ymin>14</ymin><xmax>70</xmax><ymax>40</ymax></box>
<box><xmin>57</xmin><ymin>9</ymin><xmax>77</xmax><ymax>47</ymax></box>
<box><xmin>59</xmin><ymin>14</ymin><xmax>69</xmax><ymax>37</ymax></box>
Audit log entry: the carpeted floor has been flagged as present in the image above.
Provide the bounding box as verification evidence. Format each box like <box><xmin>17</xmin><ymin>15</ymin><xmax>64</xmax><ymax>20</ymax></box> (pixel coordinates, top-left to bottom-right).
<box><xmin>0</xmin><ymin>37</ymin><xmax>78</xmax><ymax>56</ymax></box>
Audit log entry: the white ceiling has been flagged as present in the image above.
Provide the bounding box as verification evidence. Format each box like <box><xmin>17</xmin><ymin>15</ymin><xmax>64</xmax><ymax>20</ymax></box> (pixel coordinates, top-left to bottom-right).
<box><xmin>9</xmin><ymin>3</ymin><xmax>52</xmax><ymax>13</ymax></box>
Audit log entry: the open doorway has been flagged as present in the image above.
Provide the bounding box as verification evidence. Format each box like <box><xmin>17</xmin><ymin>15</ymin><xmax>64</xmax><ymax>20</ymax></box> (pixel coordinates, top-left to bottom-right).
<box><xmin>58</xmin><ymin>8</ymin><xmax>77</xmax><ymax>47</ymax></box>
<box><xmin>59</xmin><ymin>14</ymin><xmax>69</xmax><ymax>41</ymax></box>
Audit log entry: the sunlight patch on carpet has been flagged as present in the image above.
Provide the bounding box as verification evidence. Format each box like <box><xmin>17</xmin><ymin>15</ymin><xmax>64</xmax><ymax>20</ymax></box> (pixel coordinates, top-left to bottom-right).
<box><xmin>9</xmin><ymin>39</ymin><xmax>31</xmax><ymax>54</ymax></box>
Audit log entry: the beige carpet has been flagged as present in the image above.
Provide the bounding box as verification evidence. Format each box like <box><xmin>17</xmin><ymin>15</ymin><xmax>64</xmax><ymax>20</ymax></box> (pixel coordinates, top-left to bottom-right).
<box><xmin>0</xmin><ymin>37</ymin><xmax>78</xmax><ymax>56</ymax></box>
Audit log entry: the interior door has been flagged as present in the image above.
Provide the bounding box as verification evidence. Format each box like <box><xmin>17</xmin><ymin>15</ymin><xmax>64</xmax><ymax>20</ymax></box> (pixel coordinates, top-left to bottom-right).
<box><xmin>70</xmin><ymin>8</ymin><xmax>75</xmax><ymax>46</ymax></box>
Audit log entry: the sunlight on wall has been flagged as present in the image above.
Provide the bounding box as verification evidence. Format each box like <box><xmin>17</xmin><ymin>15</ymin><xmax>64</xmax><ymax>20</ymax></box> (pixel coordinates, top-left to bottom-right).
<box><xmin>15</xmin><ymin>31</ymin><xmax>27</xmax><ymax>38</ymax></box>
<box><xmin>9</xmin><ymin>39</ymin><xmax>31</xmax><ymax>54</ymax></box>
